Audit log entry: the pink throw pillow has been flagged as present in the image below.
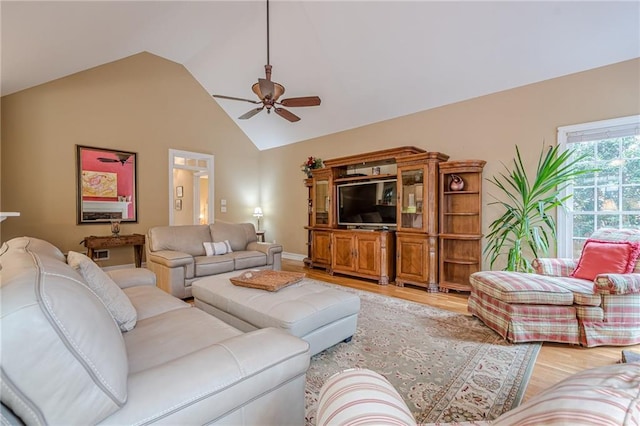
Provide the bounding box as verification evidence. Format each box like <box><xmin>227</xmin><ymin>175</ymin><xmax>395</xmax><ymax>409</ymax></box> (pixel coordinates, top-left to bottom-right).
<box><xmin>570</xmin><ymin>239</ymin><xmax>640</xmax><ymax>281</ymax></box>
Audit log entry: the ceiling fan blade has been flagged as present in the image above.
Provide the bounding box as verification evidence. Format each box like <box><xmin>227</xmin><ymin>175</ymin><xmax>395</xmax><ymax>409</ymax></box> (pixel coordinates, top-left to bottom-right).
<box><xmin>274</xmin><ymin>107</ymin><xmax>300</xmax><ymax>122</ymax></box>
<box><xmin>258</xmin><ymin>78</ymin><xmax>275</xmax><ymax>99</ymax></box>
<box><xmin>238</xmin><ymin>107</ymin><xmax>264</xmax><ymax>120</ymax></box>
<box><xmin>97</xmin><ymin>157</ymin><xmax>119</xmax><ymax>163</ymax></box>
<box><xmin>213</xmin><ymin>94</ymin><xmax>261</xmax><ymax>104</ymax></box>
<box><xmin>280</xmin><ymin>96</ymin><xmax>321</xmax><ymax>107</ymax></box>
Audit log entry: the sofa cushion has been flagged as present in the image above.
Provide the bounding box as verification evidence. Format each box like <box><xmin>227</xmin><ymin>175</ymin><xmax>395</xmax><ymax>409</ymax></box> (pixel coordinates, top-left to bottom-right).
<box><xmin>67</xmin><ymin>251</ymin><xmax>137</xmax><ymax>332</ymax></box>
<box><xmin>0</xmin><ymin>237</ymin><xmax>128</xmax><ymax>425</ymax></box>
<box><xmin>123</xmin><ymin>285</ymin><xmax>190</xmax><ymax>321</ymax></box>
<box><xmin>123</xmin><ymin>305</ymin><xmax>243</xmax><ymax>374</ymax></box>
<box><xmin>492</xmin><ymin>362</ymin><xmax>640</xmax><ymax>425</ymax></box>
<box><xmin>469</xmin><ymin>271</ymin><xmax>575</xmax><ymax>305</ymax></box>
<box><xmin>195</xmin><ymin>255</ymin><xmax>235</xmax><ymax>276</ymax></box>
<box><xmin>571</xmin><ymin>239</ymin><xmax>640</xmax><ymax>281</ymax></box>
<box><xmin>148</xmin><ymin>224</ymin><xmax>212</xmax><ymax>256</ymax></box>
<box><xmin>210</xmin><ymin>221</ymin><xmax>257</xmax><ymax>252</ymax></box>
<box><xmin>233</xmin><ymin>250</ymin><xmax>268</xmax><ymax>269</ymax></box>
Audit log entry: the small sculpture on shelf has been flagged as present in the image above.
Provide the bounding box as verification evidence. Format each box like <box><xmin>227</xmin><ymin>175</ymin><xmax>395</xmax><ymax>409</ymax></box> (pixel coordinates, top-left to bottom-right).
<box><xmin>449</xmin><ymin>174</ymin><xmax>464</xmax><ymax>191</ymax></box>
<box><xmin>110</xmin><ymin>219</ymin><xmax>121</xmax><ymax>237</ymax></box>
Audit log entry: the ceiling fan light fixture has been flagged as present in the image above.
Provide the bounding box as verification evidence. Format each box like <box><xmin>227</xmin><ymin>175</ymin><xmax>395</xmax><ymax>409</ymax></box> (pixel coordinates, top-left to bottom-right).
<box><xmin>252</xmin><ymin>81</ymin><xmax>285</xmax><ymax>101</ymax></box>
<box><xmin>211</xmin><ymin>0</ymin><xmax>320</xmax><ymax>123</ymax></box>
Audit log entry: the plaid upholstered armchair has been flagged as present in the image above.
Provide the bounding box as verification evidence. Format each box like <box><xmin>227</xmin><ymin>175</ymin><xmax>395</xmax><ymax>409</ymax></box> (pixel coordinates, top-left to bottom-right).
<box><xmin>468</xmin><ymin>228</ymin><xmax>640</xmax><ymax>347</ymax></box>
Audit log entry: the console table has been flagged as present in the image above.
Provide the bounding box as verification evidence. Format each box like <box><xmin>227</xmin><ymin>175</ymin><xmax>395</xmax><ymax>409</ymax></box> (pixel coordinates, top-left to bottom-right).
<box><xmin>83</xmin><ymin>234</ymin><xmax>145</xmax><ymax>267</ymax></box>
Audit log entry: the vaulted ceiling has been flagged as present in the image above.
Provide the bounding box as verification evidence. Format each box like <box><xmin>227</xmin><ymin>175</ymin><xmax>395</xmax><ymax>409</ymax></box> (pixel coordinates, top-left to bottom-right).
<box><xmin>2</xmin><ymin>1</ymin><xmax>639</xmax><ymax>150</ymax></box>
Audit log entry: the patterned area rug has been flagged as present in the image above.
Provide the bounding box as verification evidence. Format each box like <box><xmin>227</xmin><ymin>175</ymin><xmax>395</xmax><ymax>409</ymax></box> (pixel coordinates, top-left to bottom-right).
<box><xmin>305</xmin><ymin>281</ymin><xmax>541</xmax><ymax>425</ymax></box>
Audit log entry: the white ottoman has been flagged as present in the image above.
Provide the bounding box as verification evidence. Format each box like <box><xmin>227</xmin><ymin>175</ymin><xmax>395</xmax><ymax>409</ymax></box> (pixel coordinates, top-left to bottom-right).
<box><xmin>192</xmin><ymin>271</ymin><xmax>360</xmax><ymax>356</ymax></box>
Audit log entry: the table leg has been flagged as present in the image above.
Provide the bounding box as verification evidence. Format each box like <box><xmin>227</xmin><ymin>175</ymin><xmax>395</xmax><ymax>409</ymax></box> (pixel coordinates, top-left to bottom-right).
<box><xmin>133</xmin><ymin>244</ymin><xmax>143</xmax><ymax>268</ymax></box>
<box><xmin>87</xmin><ymin>248</ymin><xmax>95</xmax><ymax>261</ymax></box>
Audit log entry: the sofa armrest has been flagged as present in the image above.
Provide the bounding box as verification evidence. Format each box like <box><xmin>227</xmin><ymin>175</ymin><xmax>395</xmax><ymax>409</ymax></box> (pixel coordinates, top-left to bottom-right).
<box><xmin>147</xmin><ymin>250</ymin><xmax>193</xmax><ymax>268</ymax></box>
<box><xmin>593</xmin><ymin>273</ymin><xmax>640</xmax><ymax>295</ymax></box>
<box><xmin>247</xmin><ymin>242</ymin><xmax>283</xmax><ymax>267</ymax></box>
<box><xmin>532</xmin><ymin>258</ymin><xmax>577</xmax><ymax>277</ymax></box>
<box><xmin>107</xmin><ymin>268</ymin><xmax>156</xmax><ymax>289</ymax></box>
<box><xmin>100</xmin><ymin>328</ymin><xmax>310</xmax><ymax>425</ymax></box>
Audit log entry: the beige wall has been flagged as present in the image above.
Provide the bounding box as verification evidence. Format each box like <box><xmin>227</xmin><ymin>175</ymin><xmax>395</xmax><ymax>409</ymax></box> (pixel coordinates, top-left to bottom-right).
<box><xmin>1</xmin><ymin>52</ymin><xmax>260</xmax><ymax>265</ymax></box>
<box><xmin>261</xmin><ymin>58</ymin><xmax>640</xmax><ymax>263</ymax></box>
<box><xmin>2</xmin><ymin>54</ymin><xmax>638</xmax><ymax>268</ymax></box>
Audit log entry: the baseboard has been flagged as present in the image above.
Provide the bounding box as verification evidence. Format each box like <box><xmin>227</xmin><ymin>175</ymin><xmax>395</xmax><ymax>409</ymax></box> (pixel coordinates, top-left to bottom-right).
<box><xmin>283</xmin><ymin>252</ymin><xmax>305</xmax><ymax>262</ymax></box>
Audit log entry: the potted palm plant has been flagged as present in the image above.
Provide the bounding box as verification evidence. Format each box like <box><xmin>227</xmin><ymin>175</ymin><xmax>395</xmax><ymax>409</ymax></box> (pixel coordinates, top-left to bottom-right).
<box><xmin>485</xmin><ymin>144</ymin><xmax>592</xmax><ymax>272</ymax></box>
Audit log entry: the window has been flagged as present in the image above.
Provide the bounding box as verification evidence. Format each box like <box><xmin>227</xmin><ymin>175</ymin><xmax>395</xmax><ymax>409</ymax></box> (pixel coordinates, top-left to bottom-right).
<box><xmin>557</xmin><ymin>115</ymin><xmax>640</xmax><ymax>257</ymax></box>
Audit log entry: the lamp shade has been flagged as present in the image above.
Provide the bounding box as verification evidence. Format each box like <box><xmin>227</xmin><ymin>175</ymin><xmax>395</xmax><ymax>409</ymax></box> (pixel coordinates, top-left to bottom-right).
<box><xmin>253</xmin><ymin>207</ymin><xmax>263</xmax><ymax>218</ymax></box>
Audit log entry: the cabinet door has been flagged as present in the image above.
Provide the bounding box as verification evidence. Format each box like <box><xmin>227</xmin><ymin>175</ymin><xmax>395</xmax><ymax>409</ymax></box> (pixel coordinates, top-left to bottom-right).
<box><xmin>312</xmin><ymin>231</ymin><xmax>332</xmax><ymax>266</ymax></box>
<box><xmin>332</xmin><ymin>233</ymin><xmax>356</xmax><ymax>272</ymax></box>
<box><xmin>355</xmin><ymin>233</ymin><xmax>381</xmax><ymax>276</ymax></box>
<box><xmin>397</xmin><ymin>166</ymin><xmax>425</xmax><ymax>231</ymax></box>
<box><xmin>396</xmin><ymin>235</ymin><xmax>428</xmax><ymax>282</ymax></box>
<box><xmin>313</xmin><ymin>179</ymin><xmax>330</xmax><ymax>227</ymax></box>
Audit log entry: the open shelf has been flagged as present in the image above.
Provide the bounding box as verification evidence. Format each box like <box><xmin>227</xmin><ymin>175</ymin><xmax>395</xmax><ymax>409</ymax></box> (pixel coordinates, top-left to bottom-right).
<box><xmin>438</xmin><ymin>160</ymin><xmax>486</xmax><ymax>293</ymax></box>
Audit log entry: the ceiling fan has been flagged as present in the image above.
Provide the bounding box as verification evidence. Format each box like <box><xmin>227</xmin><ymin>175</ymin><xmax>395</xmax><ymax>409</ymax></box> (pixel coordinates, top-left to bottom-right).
<box><xmin>212</xmin><ymin>0</ymin><xmax>321</xmax><ymax>123</ymax></box>
<box><xmin>97</xmin><ymin>153</ymin><xmax>132</xmax><ymax>165</ymax></box>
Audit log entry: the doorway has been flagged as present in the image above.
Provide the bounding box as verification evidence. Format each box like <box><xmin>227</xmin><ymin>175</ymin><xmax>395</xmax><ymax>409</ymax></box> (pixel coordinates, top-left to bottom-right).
<box><xmin>169</xmin><ymin>149</ymin><xmax>214</xmax><ymax>225</ymax></box>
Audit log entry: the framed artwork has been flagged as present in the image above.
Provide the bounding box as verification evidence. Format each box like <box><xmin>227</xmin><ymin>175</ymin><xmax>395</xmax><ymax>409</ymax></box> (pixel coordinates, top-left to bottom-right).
<box><xmin>176</xmin><ymin>186</ymin><xmax>183</xmax><ymax>198</ymax></box>
<box><xmin>76</xmin><ymin>145</ymin><xmax>138</xmax><ymax>224</ymax></box>
<box><xmin>175</xmin><ymin>199</ymin><xmax>182</xmax><ymax>210</ymax></box>
<box><xmin>81</xmin><ymin>171</ymin><xmax>118</xmax><ymax>197</ymax></box>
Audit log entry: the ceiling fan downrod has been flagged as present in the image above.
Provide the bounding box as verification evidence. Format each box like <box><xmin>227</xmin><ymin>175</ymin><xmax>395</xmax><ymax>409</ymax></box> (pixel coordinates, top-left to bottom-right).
<box><xmin>211</xmin><ymin>0</ymin><xmax>321</xmax><ymax>123</ymax></box>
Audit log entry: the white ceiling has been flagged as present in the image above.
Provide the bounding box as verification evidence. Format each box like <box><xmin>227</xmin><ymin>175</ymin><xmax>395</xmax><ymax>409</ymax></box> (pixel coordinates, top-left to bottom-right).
<box><xmin>2</xmin><ymin>1</ymin><xmax>639</xmax><ymax>151</ymax></box>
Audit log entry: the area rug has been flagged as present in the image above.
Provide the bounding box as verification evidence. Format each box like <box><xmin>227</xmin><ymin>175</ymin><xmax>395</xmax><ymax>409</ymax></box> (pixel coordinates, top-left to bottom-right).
<box><xmin>304</xmin><ymin>281</ymin><xmax>541</xmax><ymax>425</ymax></box>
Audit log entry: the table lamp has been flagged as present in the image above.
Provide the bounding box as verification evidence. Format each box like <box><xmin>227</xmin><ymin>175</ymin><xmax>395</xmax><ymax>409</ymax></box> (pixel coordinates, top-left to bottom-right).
<box><xmin>253</xmin><ymin>207</ymin><xmax>263</xmax><ymax>230</ymax></box>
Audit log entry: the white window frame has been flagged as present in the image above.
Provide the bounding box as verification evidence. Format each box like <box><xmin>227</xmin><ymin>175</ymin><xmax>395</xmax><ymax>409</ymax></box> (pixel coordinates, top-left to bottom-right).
<box><xmin>557</xmin><ymin>114</ymin><xmax>640</xmax><ymax>257</ymax></box>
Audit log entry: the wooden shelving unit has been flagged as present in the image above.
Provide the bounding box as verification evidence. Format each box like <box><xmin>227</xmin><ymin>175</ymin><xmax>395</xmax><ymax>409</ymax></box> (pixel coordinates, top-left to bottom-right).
<box><xmin>304</xmin><ymin>148</ymin><xmax>485</xmax><ymax>292</ymax></box>
<box><xmin>395</xmin><ymin>152</ymin><xmax>449</xmax><ymax>291</ymax></box>
<box><xmin>438</xmin><ymin>160</ymin><xmax>486</xmax><ymax>292</ymax></box>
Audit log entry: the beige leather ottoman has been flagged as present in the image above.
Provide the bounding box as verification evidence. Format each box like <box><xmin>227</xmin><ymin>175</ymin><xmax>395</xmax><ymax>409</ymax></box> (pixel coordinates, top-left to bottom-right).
<box><xmin>192</xmin><ymin>272</ymin><xmax>360</xmax><ymax>356</ymax></box>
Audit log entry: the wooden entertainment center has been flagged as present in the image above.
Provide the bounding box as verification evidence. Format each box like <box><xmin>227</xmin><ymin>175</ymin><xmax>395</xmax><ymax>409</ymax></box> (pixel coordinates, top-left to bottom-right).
<box><xmin>304</xmin><ymin>147</ymin><xmax>485</xmax><ymax>292</ymax></box>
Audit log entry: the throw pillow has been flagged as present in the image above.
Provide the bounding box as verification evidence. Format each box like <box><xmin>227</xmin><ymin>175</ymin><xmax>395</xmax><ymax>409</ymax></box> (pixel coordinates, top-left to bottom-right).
<box><xmin>66</xmin><ymin>251</ymin><xmax>137</xmax><ymax>332</ymax></box>
<box><xmin>203</xmin><ymin>241</ymin><xmax>214</xmax><ymax>256</ymax></box>
<box><xmin>570</xmin><ymin>239</ymin><xmax>640</xmax><ymax>281</ymax></box>
<box><xmin>203</xmin><ymin>240</ymin><xmax>233</xmax><ymax>256</ymax></box>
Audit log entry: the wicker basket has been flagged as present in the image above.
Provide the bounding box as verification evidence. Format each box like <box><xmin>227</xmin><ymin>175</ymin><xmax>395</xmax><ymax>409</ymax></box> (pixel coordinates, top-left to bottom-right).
<box><xmin>230</xmin><ymin>270</ymin><xmax>305</xmax><ymax>292</ymax></box>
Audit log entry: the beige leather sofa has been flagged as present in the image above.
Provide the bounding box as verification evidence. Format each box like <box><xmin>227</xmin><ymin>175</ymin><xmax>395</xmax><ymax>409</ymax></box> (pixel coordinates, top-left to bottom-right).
<box><xmin>146</xmin><ymin>221</ymin><xmax>283</xmax><ymax>298</ymax></box>
<box><xmin>1</xmin><ymin>236</ymin><xmax>310</xmax><ymax>425</ymax></box>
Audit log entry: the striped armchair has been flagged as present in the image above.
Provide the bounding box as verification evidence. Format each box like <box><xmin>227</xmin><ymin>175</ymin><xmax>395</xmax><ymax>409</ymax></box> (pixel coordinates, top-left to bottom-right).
<box><xmin>468</xmin><ymin>228</ymin><xmax>640</xmax><ymax>347</ymax></box>
<box><xmin>316</xmin><ymin>364</ymin><xmax>640</xmax><ymax>426</ymax></box>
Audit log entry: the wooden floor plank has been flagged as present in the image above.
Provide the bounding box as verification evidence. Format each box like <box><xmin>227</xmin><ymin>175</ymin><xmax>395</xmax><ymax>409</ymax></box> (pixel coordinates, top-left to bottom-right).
<box><xmin>283</xmin><ymin>259</ymin><xmax>640</xmax><ymax>402</ymax></box>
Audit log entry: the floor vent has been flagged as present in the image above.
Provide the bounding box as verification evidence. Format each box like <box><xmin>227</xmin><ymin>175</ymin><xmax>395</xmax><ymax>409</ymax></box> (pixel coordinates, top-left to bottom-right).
<box><xmin>92</xmin><ymin>249</ymin><xmax>109</xmax><ymax>261</ymax></box>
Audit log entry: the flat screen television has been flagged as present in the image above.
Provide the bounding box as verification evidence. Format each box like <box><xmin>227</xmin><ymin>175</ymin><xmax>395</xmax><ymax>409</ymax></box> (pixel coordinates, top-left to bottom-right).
<box><xmin>337</xmin><ymin>179</ymin><xmax>397</xmax><ymax>227</ymax></box>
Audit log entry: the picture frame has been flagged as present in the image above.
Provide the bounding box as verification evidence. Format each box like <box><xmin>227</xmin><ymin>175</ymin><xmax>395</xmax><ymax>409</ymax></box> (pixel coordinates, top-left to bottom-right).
<box><xmin>175</xmin><ymin>199</ymin><xmax>182</xmax><ymax>210</ymax></box>
<box><xmin>76</xmin><ymin>145</ymin><xmax>138</xmax><ymax>224</ymax></box>
<box><xmin>176</xmin><ymin>186</ymin><xmax>183</xmax><ymax>198</ymax></box>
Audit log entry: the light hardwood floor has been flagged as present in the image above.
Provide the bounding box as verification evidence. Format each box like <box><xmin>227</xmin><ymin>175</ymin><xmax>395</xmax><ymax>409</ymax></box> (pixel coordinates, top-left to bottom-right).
<box><xmin>282</xmin><ymin>259</ymin><xmax>640</xmax><ymax>402</ymax></box>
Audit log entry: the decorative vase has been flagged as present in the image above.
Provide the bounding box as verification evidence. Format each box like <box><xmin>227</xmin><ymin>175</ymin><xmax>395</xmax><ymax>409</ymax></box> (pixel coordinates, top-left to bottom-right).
<box><xmin>449</xmin><ymin>175</ymin><xmax>464</xmax><ymax>191</ymax></box>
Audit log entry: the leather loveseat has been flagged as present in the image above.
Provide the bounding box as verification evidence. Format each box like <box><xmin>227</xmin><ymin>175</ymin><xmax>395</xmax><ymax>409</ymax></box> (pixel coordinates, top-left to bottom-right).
<box><xmin>0</xmin><ymin>236</ymin><xmax>310</xmax><ymax>425</ymax></box>
<box><xmin>146</xmin><ymin>221</ymin><xmax>283</xmax><ymax>298</ymax></box>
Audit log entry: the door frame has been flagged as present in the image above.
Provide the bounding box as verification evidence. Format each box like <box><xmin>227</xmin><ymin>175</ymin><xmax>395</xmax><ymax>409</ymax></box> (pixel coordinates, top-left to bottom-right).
<box><xmin>168</xmin><ymin>149</ymin><xmax>214</xmax><ymax>225</ymax></box>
